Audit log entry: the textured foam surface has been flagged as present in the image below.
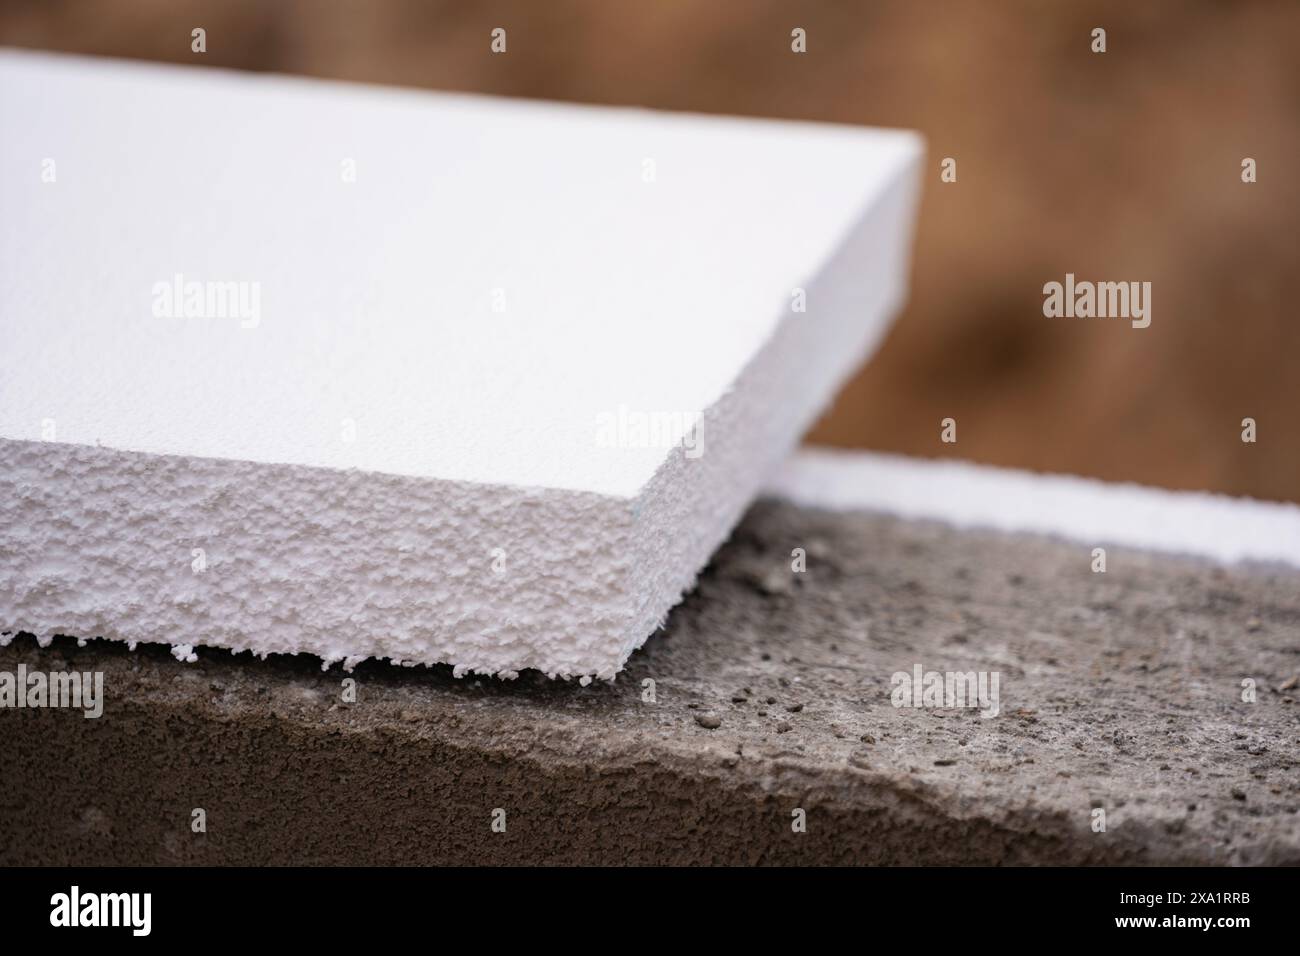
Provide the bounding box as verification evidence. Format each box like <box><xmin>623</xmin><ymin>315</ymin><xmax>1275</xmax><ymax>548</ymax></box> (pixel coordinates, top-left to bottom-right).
<box><xmin>0</xmin><ymin>51</ymin><xmax>923</xmax><ymax>678</ymax></box>
<box><xmin>768</xmin><ymin>449</ymin><xmax>1300</xmax><ymax>567</ymax></box>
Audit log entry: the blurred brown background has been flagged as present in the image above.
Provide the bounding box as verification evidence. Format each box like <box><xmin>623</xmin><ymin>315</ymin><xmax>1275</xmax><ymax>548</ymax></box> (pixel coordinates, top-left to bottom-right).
<box><xmin>4</xmin><ymin>0</ymin><xmax>1296</xmax><ymax>501</ymax></box>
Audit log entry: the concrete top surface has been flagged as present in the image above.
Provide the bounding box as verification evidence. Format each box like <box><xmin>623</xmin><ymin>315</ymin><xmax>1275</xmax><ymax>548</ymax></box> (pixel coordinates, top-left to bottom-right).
<box><xmin>3</xmin><ymin>499</ymin><xmax>1297</xmax><ymax>864</ymax></box>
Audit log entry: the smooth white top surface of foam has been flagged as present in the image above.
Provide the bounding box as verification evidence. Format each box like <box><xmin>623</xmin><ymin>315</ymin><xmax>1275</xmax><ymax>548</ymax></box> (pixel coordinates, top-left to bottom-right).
<box><xmin>0</xmin><ymin>50</ymin><xmax>921</xmax><ymax>497</ymax></box>
<box><xmin>768</xmin><ymin>448</ymin><xmax>1300</xmax><ymax>567</ymax></box>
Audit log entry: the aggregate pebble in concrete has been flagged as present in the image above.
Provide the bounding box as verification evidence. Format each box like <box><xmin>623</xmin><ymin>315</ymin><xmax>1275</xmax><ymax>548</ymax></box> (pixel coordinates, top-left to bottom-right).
<box><xmin>2</xmin><ymin>500</ymin><xmax>1297</xmax><ymax>864</ymax></box>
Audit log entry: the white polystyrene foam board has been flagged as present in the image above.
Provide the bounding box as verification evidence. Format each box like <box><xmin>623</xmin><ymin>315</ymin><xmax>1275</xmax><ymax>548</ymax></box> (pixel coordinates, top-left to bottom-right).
<box><xmin>767</xmin><ymin>449</ymin><xmax>1300</xmax><ymax>567</ymax></box>
<box><xmin>0</xmin><ymin>50</ymin><xmax>923</xmax><ymax>679</ymax></box>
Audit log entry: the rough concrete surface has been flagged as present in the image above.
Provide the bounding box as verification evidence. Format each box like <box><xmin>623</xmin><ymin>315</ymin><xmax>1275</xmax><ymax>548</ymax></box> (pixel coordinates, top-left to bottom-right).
<box><xmin>3</xmin><ymin>500</ymin><xmax>1298</xmax><ymax>865</ymax></box>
